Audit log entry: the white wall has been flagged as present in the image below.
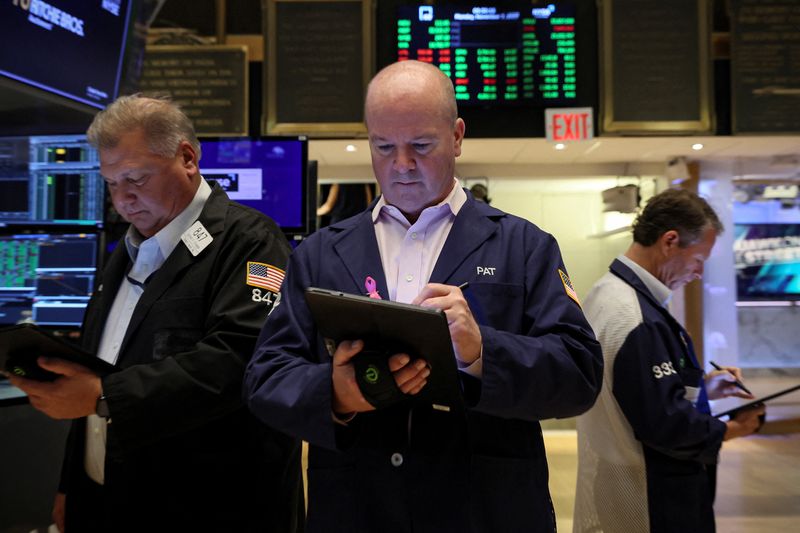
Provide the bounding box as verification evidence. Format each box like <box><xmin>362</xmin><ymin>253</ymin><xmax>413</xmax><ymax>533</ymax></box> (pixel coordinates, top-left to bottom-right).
<box><xmin>699</xmin><ymin>162</ymin><xmax>740</xmax><ymax>370</ymax></box>
<box><xmin>482</xmin><ymin>176</ymin><xmax>661</xmax><ymax>300</ymax></box>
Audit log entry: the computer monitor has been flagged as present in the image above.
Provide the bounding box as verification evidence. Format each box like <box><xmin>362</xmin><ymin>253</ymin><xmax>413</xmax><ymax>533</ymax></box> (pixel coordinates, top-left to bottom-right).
<box><xmin>735</xmin><ymin>223</ymin><xmax>800</xmax><ymax>301</ymax></box>
<box><xmin>0</xmin><ymin>135</ymin><xmax>104</xmax><ymax>227</ymax></box>
<box><xmin>0</xmin><ymin>232</ymin><xmax>98</xmax><ymax>328</ymax></box>
<box><xmin>0</xmin><ymin>0</ymin><xmax>137</xmax><ymax>110</ymax></box>
<box><xmin>199</xmin><ymin>136</ymin><xmax>310</xmax><ymax>235</ymax></box>
<box><xmin>306</xmin><ymin>160</ymin><xmax>319</xmax><ymax>236</ymax></box>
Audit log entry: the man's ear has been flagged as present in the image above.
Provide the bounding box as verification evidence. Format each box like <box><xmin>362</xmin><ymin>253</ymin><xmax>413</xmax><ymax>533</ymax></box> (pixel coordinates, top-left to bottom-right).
<box><xmin>661</xmin><ymin>230</ymin><xmax>681</xmax><ymax>252</ymax></box>
<box><xmin>453</xmin><ymin>118</ymin><xmax>465</xmax><ymax>157</ymax></box>
<box><xmin>179</xmin><ymin>141</ymin><xmax>199</xmax><ymax>176</ymax></box>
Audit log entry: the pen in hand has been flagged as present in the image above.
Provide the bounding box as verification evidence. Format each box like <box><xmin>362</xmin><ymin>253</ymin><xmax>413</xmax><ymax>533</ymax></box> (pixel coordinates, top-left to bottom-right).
<box><xmin>709</xmin><ymin>360</ymin><xmax>752</xmax><ymax>395</ymax></box>
<box><xmin>457</xmin><ymin>282</ymin><xmax>470</xmax><ymax>291</ymax></box>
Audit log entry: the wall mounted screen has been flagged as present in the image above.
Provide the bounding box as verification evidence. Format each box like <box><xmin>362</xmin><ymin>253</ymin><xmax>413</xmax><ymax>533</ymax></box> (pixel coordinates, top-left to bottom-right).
<box><xmin>0</xmin><ymin>0</ymin><xmax>135</xmax><ymax>109</ymax></box>
<box><xmin>735</xmin><ymin>223</ymin><xmax>800</xmax><ymax>301</ymax></box>
<box><xmin>199</xmin><ymin>136</ymin><xmax>309</xmax><ymax>235</ymax></box>
<box><xmin>397</xmin><ymin>3</ymin><xmax>578</xmax><ymax>104</ymax></box>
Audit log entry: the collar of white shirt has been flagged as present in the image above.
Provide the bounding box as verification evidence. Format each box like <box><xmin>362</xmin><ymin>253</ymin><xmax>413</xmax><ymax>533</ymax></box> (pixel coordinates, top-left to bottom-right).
<box><xmin>617</xmin><ymin>254</ymin><xmax>672</xmax><ymax>306</ymax></box>
<box><xmin>371</xmin><ymin>178</ymin><xmax>467</xmax><ymax>225</ymax></box>
<box><xmin>124</xmin><ymin>177</ymin><xmax>213</xmax><ymax>267</ymax></box>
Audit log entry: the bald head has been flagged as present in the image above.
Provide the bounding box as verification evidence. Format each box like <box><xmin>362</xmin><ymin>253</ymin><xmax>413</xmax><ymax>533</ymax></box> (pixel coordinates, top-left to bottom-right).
<box><xmin>365</xmin><ymin>60</ymin><xmax>458</xmax><ymax>127</ymax></box>
<box><xmin>363</xmin><ymin>60</ymin><xmax>465</xmax><ymax>223</ymax></box>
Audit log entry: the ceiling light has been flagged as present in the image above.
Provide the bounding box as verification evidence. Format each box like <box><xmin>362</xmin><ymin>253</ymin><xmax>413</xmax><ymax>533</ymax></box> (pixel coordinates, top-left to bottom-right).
<box><xmin>554</xmin><ymin>143</ymin><xmax>566</xmax><ymax>150</ymax></box>
<box><xmin>691</xmin><ymin>143</ymin><xmax>704</xmax><ymax>151</ymax></box>
<box><xmin>345</xmin><ymin>144</ymin><xmax>357</xmax><ymax>152</ymax></box>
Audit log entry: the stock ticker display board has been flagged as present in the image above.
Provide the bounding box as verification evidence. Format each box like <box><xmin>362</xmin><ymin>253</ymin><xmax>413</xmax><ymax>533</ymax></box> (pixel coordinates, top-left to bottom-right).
<box><xmin>396</xmin><ymin>3</ymin><xmax>577</xmax><ymax>104</ymax></box>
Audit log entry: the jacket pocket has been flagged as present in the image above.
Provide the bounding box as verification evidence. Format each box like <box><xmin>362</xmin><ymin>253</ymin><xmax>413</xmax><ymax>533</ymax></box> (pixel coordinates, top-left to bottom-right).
<box><xmin>467</xmin><ymin>282</ymin><xmax>525</xmax><ymax>331</ymax></box>
<box><xmin>150</xmin><ymin>297</ymin><xmax>204</xmax><ymax>360</ymax></box>
<box><xmin>468</xmin><ymin>454</ymin><xmax>555</xmax><ymax>533</ymax></box>
<box><xmin>306</xmin><ymin>466</ymin><xmax>358</xmax><ymax>532</ymax></box>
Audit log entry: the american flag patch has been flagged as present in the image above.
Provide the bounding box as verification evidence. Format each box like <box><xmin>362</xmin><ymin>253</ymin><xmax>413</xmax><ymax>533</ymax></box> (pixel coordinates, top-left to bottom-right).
<box><xmin>558</xmin><ymin>269</ymin><xmax>581</xmax><ymax>306</ymax></box>
<box><xmin>246</xmin><ymin>262</ymin><xmax>285</xmax><ymax>292</ymax></box>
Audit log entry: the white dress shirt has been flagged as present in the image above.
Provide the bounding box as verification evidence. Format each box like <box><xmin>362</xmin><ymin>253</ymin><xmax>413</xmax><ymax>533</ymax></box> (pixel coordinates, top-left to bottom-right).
<box><xmin>85</xmin><ymin>179</ymin><xmax>211</xmax><ymax>484</ymax></box>
<box><xmin>372</xmin><ymin>179</ymin><xmax>466</xmax><ymax>303</ymax></box>
<box><xmin>371</xmin><ymin>180</ymin><xmax>482</xmax><ymax>377</ymax></box>
<box><xmin>617</xmin><ymin>254</ymin><xmax>672</xmax><ymax>307</ymax></box>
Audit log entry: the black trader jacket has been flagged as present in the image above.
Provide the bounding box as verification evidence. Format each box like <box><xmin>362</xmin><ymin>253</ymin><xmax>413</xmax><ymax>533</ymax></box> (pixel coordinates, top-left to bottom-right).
<box><xmin>59</xmin><ymin>184</ymin><xmax>303</xmax><ymax>532</ymax></box>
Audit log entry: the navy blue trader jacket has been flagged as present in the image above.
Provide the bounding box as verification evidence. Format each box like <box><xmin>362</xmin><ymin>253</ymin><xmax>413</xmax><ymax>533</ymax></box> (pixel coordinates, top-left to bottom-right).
<box><xmin>244</xmin><ymin>192</ymin><xmax>603</xmax><ymax>533</ymax></box>
<box><xmin>575</xmin><ymin>259</ymin><xmax>727</xmax><ymax>533</ymax></box>
<box><xmin>611</xmin><ymin>260</ymin><xmax>726</xmax><ymax>532</ymax></box>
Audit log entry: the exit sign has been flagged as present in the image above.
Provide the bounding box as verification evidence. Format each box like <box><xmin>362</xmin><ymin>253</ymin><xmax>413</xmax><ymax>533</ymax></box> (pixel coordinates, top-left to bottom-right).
<box><xmin>545</xmin><ymin>107</ymin><xmax>594</xmax><ymax>142</ymax></box>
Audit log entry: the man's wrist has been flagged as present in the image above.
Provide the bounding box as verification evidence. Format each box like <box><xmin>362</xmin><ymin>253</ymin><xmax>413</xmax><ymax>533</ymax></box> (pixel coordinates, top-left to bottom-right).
<box><xmin>95</xmin><ymin>392</ymin><xmax>111</xmax><ymax>419</ymax></box>
<box><xmin>331</xmin><ymin>410</ymin><xmax>357</xmax><ymax>426</ymax></box>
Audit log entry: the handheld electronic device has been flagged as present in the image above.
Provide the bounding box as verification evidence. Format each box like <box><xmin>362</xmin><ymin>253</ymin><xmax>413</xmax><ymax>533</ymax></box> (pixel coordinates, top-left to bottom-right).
<box><xmin>304</xmin><ymin>287</ymin><xmax>463</xmax><ymax>412</ymax></box>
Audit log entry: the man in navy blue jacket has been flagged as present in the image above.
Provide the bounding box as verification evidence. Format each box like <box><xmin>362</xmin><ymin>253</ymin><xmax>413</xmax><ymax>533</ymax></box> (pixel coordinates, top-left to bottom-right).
<box><xmin>574</xmin><ymin>189</ymin><xmax>764</xmax><ymax>533</ymax></box>
<box><xmin>245</xmin><ymin>60</ymin><xmax>603</xmax><ymax>533</ymax></box>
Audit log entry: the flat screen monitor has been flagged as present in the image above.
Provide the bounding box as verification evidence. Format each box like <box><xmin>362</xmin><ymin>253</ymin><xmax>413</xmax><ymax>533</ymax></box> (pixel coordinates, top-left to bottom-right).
<box><xmin>199</xmin><ymin>136</ymin><xmax>310</xmax><ymax>235</ymax></box>
<box><xmin>0</xmin><ymin>0</ymin><xmax>136</xmax><ymax>109</ymax></box>
<box><xmin>0</xmin><ymin>232</ymin><xmax>98</xmax><ymax>327</ymax></box>
<box><xmin>735</xmin><ymin>223</ymin><xmax>800</xmax><ymax>301</ymax></box>
<box><xmin>0</xmin><ymin>135</ymin><xmax>104</xmax><ymax>226</ymax></box>
<box><xmin>396</xmin><ymin>2</ymin><xmax>578</xmax><ymax>105</ymax></box>
<box><xmin>306</xmin><ymin>160</ymin><xmax>319</xmax><ymax>236</ymax></box>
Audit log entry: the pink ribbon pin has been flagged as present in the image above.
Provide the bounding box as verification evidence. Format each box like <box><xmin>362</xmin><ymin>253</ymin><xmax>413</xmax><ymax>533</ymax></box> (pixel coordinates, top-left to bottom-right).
<box><xmin>365</xmin><ymin>276</ymin><xmax>382</xmax><ymax>299</ymax></box>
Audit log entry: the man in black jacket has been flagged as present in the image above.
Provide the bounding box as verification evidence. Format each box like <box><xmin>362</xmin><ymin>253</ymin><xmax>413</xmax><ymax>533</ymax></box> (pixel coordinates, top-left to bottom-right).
<box><xmin>9</xmin><ymin>95</ymin><xmax>303</xmax><ymax>532</ymax></box>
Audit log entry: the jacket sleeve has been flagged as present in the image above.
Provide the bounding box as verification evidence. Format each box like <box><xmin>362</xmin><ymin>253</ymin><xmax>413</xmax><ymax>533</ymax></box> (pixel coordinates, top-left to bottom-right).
<box><xmin>100</xmin><ymin>214</ymin><xmax>291</xmax><ymax>456</ymax></box>
<box><xmin>243</xmin><ymin>235</ymin><xmax>343</xmax><ymax>450</ymax></box>
<box><xmin>469</xmin><ymin>230</ymin><xmax>603</xmax><ymax>421</ymax></box>
<box><xmin>612</xmin><ymin>321</ymin><xmax>726</xmax><ymax>464</ymax></box>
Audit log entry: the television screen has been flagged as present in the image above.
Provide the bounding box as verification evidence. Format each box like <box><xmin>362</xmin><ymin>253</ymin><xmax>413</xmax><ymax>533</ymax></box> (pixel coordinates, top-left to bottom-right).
<box><xmin>397</xmin><ymin>2</ymin><xmax>578</xmax><ymax>104</ymax></box>
<box><xmin>0</xmin><ymin>0</ymin><xmax>135</xmax><ymax>109</ymax></box>
<box><xmin>377</xmin><ymin>0</ymin><xmax>597</xmax><ymax>137</ymax></box>
<box><xmin>0</xmin><ymin>232</ymin><xmax>98</xmax><ymax>327</ymax></box>
<box><xmin>734</xmin><ymin>223</ymin><xmax>800</xmax><ymax>300</ymax></box>
<box><xmin>199</xmin><ymin>136</ymin><xmax>309</xmax><ymax>235</ymax></box>
<box><xmin>0</xmin><ymin>135</ymin><xmax>104</xmax><ymax>226</ymax></box>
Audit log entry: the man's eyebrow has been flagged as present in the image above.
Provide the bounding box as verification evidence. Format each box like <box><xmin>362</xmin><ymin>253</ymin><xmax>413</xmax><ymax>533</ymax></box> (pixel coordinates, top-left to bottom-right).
<box><xmin>370</xmin><ymin>134</ymin><xmax>438</xmax><ymax>143</ymax></box>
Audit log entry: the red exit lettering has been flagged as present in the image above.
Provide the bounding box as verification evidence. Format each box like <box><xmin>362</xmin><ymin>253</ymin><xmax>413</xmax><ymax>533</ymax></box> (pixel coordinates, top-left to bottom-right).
<box><xmin>551</xmin><ymin>112</ymin><xmax>591</xmax><ymax>141</ymax></box>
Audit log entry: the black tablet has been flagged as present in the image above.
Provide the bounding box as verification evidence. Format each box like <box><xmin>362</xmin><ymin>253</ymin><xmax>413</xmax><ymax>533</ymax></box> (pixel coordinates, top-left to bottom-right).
<box><xmin>0</xmin><ymin>323</ymin><xmax>117</xmax><ymax>381</ymax></box>
<box><xmin>714</xmin><ymin>383</ymin><xmax>800</xmax><ymax>418</ymax></box>
<box><xmin>304</xmin><ymin>287</ymin><xmax>463</xmax><ymax>412</ymax></box>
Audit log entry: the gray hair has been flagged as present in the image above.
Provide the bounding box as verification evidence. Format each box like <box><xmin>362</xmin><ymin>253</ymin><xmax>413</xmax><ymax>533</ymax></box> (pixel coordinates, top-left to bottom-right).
<box><xmin>86</xmin><ymin>94</ymin><xmax>201</xmax><ymax>160</ymax></box>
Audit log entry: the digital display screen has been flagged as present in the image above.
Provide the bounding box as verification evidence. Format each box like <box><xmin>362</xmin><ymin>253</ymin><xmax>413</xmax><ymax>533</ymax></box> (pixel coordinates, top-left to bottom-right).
<box><xmin>0</xmin><ymin>233</ymin><xmax>98</xmax><ymax>327</ymax></box>
<box><xmin>0</xmin><ymin>135</ymin><xmax>104</xmax><ymax>226</ymax></box>
<box><xmin>199</xmin><ymin>137</ymin><xmax>309</xmax><ymax>234</ymax></box>
<box><xmin>397</xmin><ymin>3</ymin><xmax>577</xmax><ymax>104</ymax></box>
<box><xmin>735</xmin><ymin>223</ymin><xmax>800</xmax><ymax>300</ymax></box>
<box><xmin>0</xmin><ymin>0</ymin><xmax>134</xmax><ymax>109</ymax></box>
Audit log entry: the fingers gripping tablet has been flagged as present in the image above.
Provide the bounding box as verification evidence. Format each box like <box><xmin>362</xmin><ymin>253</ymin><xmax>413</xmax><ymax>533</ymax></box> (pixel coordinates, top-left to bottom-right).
<box><xmin>353</xmin><ymin>349</ymin><xmax>406</xmax><ymax>409</ymax></box>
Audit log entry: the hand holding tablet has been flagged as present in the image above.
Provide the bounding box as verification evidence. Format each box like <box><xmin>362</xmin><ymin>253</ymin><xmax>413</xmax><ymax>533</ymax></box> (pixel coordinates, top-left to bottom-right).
<box><xmin>305</xmin><ymin>287</ymin><xmax>464</xmax><ymax>412</ymax></box>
